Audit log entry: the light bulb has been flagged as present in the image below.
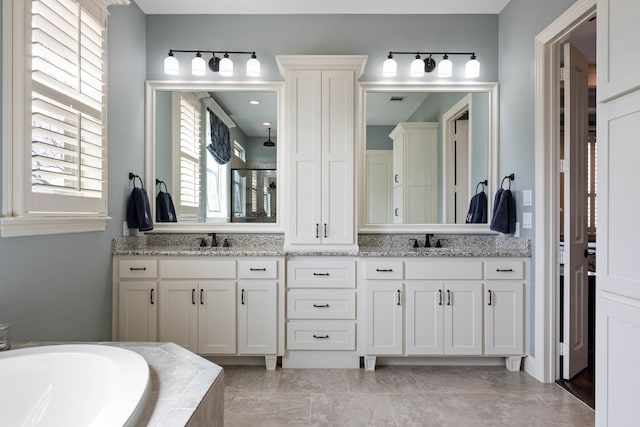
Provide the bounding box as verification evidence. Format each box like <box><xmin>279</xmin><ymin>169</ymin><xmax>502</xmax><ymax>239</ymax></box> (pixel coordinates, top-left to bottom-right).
<box><xmin>465</xmin><ymin>55</ymin><xmax>480</xmax><ymax>78</ymax></box>
<box><xmin>410</xmin><ymin>56</ymin><xmax>424</xmax><ymax>78</ymax></box>
<box><xmin>246</xmin><ymin>54</ymin><xmax>260</xmax><ymax>77</ymax></box>
<box><xmin>191</xmin><ymin>53</ymin><xmax>206</xmax><ymax>76</ymax></box>
<box><xmin>164</xmin><ymin>52</ymin><xmax>179</xmax><ymax>75</ymax></box>
<box><xmin>438</xmin><ymin>55</ymin><xmax>453</xmax><ymax>78</ymax></box>
<box><xmin>382</xmin><ymin>55</ymin><xmax>397</xmax><ymax>78</ymax></box>
<box><xmin>219</xmin><ymin>54</ymin><xmax>233</xmax><ymax>77</ymax></box>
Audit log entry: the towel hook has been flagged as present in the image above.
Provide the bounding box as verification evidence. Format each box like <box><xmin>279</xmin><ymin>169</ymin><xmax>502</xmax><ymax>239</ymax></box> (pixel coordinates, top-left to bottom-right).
<box><xmin>156</xmin><ymin>178</ymin><xmax>168</xmax><ymax>193</ymax></box>
<box><xmin>500</xmin><ymin>173</ymin><xmax>515</xmax><ymax>190</ymax></box>
<box><xmin>475</xmin><ymin>179</ymin><xmax>488</xmax><ymax>194</ymax></box>
<box><xmin>129</xmin><ymin>172</ymin><xmax>144</xmax><ymax>188</ymax></box>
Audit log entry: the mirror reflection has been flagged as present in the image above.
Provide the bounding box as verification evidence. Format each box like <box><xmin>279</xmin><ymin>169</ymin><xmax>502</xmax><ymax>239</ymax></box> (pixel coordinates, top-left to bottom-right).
<box><xmin>154</xmin><ymin>89</ymin><xmax>277</xmax><ymax>223</ymax></box>
<box><xmin>364</xmin><ymin>90</ymin><xmax>491</xmax><ymax>225</ymax></box>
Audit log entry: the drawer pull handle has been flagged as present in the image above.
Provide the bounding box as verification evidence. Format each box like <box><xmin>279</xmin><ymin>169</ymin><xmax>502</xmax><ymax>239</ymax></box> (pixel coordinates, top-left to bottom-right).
<box><xmin>241</xmin><ymin>289</ymin><xmax>246</xmax><ymax>305</ymax></box>
<box><xmin>313</xmin><ymin>304</ymin><xmax>330</xmax><ymax>308</ymax></box>
<box><xmin>397</xmin><ymin>289</ymin><xmax>401</xmax><ymax>306</ymax></box>
<box><xmin>496</xmin><ymin>268</ymin><xmax>514</xmax><ymax>272</ymax></box>
<box><xmin>446</xmin><ymin>289</ymin><xmax>451</xmax><ymax>306</ymax></box>
<box><xmin>313</xmin><ymin>334</ymin><xmax>330</xmax><ymax>339</ymax></box>
<box><xmin>130</xmin><ymin>267</ymin><xmax>146</xmax><ymax>271</ymax></box>
<box><xmin>150</xmin><ymin>289</ymin><xmax>155</xmax><ymax>305</ymax></box>
<box><xmin>324</xmin><ymin>223</ymin><xmax>328</xmax><ymax>238</ymax></box>
<box><xmin>376</xmin><ymin>268</ymin><xmax>393</xmax><ymax>272</ymax></box>
<box><xmin>438</xmin><ymin>289</ymin><xmax>443</xmax><ymax>306</ymax></box>
<box><xmin>313</xmin><ymin>273</ymin><xmax>330</xmax><ymax>276</ymax></box>
<box><xmin>488</xmin><ymin>290</ymin><xmax>493</xmax><ymax>306</ymax></box>
<box><xmin>395</xmin><ymin>208</ymin><xmax>399</xmax><ymax>217</ymax></box>
<box><xmin>192</xmin><ymin>289</ymin><xmax>196</xmax><ymax>305</ymax></box>
<box><xmin>200</xmin><ymin>289</ymin><xmax>204</xmax><ymax>305</ymax></box>
<box><xmin>316</xmin><ymin>224</ymin><xmax>320</xmax><ymax>239</ymax></box>
<box><xmin>394</xmin><ymin>174</ymin><xmax>399</xmax><ymax>183</ymax></box>
<box><xmin>250</xmin><ymin>268</ymin><xmax>267</xmax><ymax>271</ymax></box>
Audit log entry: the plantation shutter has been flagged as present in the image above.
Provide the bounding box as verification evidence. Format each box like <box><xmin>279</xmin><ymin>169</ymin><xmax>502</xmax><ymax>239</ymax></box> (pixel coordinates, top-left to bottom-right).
<box><xmin>30</xmin><ymin>0</ymin><xmax>106</xmax><ymax>209</ymax></box>
<box><xmin>177</xmin><ymin>93</ymin><xmax>202</xmax><ymax>216</ymax></box>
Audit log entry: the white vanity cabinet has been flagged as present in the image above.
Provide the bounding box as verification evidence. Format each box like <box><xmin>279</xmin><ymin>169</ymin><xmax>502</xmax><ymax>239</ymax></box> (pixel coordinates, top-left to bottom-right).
<box><xmin>284</xmin><ymin>257</ymin><xmax>359</xmax><ymax>368</ymax></box>
<box><xmin>362</xmin><ymin>258</ymin><xmax>526</xmax><ymax>371</ymax></box>
<box><xmin>116</xmin><ymin>259</ymin><xmax>158</xmax><ymax>342</ymax></box>
<box><xmin>278</xmin><ymin>56</ymin><xmax>366</xmax><ymax>249</ymax></box>
<box><xmin>113</xmin><ymin>256</ymin><xmax>283</xmax><ymax>370</ymax></box>
<box><xmin>389</xmin><ymin>122</ymin><xmax>439</xmax><ymax>224</ymax></box>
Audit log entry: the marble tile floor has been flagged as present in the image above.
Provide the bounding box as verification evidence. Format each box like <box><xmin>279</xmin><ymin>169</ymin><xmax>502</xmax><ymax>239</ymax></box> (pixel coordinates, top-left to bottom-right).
<box><xmin>222</xmin><ymin>365</ymin><xmax>594</xmax><ymax>427</ymax></box>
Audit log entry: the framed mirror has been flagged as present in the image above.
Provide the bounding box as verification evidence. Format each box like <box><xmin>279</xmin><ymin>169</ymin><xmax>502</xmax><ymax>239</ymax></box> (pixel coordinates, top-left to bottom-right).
<box><xmin>358</xmin><ymin>82</ymin><xmax>499</xmax><ymax>233</ymax></box>
<box><xmin>145</xmin><ymin>81</ymin><xmax>284</xmax><ymax>232</ymax></box>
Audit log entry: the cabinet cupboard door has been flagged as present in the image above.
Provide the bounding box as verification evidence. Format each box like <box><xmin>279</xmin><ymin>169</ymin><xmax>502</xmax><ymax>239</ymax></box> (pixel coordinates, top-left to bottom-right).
<box><xmin>406</xmin><ymin>283</ymin><xmax>444</xmax><ymax>355</ymax></box>
<box><xmin>485</xmin><ymin>282</ymin><xmax>524</xmax><ymax>355</ymax></box>
<box><xmin>444</xmin><ymin>283</ymin><xmax>483</xmax><ymax>355</ymax></box>
<box><xmin>159</xmin><ymin>282</ymin><xmax>198</xmax><ymax>353</ymax></box>
<box><xmin>238</xmin><ymin>281</ymin><xmax>277</xmax><ymax>354</ymax></box>
<box><xmin>119</xmin><ymin>281</ymin><xmax>157</xmax><ymax>342</ymax></box>
<box><xmin>365</xmin><ymin>282</ymin><xmax>403</xmax><ymax>355</ymax></box>
<box><xmin>199</xmin><ymin>281</ymin><xmax>236</xmax><ymax>355</ymax></box>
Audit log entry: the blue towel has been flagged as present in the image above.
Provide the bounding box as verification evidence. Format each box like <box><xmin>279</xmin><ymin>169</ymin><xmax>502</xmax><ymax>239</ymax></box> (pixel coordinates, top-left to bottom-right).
<box><xmin>156</xmin><ymin>190</ymin><xmax>177</xmax><ymax>222</ymax></box>
<box><xmin>126</xmin><ymin>187</ymin><xmax>154</xmax><ymax>232</ymax></box>
<box><xmin>466</xmin><ymin>191</ymin><xmax>488</xmax><ymax>224</ymax></box>
<box><xmin>490</xmin><ymin>189</ymin><xmax>516</xmax><ymax>234</ymax></box>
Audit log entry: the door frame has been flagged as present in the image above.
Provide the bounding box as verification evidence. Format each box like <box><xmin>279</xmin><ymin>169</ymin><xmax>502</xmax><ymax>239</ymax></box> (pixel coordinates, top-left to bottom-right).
<box><xmin>532</xmin><ymin>0</ymin><xmax>596</xmax><ymax>383</ymax></box>
<box><xmin>442</xmin><ymin>94</ymin><xmax>472</xmax><ymax>223</ymax></box>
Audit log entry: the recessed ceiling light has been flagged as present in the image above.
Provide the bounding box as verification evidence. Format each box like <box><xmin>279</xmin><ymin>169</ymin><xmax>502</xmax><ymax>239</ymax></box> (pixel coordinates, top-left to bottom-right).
<box><xmin>262</xmin><ymin>122</ymin><xmax>272</xmax><ymax>126</ymax></box>
<box><xmin>249</xmin><ymin>100</ymin><xmax>260</xmax><ymax>105</ymax></box>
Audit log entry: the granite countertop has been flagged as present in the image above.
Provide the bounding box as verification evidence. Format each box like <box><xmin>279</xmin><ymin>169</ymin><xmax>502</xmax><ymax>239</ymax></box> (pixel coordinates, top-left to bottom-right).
<box><xmin>16</xmin><ymin>342</ymin><xmax>223</xmax><ymax>427</ymax></box>
<box><xmin>112</xmin><ymin>234</ymin><xmax>531</xmax><ymax>258</ymax></box>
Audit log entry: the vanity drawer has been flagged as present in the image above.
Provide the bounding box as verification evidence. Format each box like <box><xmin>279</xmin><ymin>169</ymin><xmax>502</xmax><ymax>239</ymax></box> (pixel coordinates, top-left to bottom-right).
<box><xmin>119</xmin><ymin>259</ymin><xmax>158</xmax><ymax>278</ymax></box>
<box><xmin>159</xmin><ymin>259</ymin><xmax>236</xmax><ymax>279</ymax></box>
<box><xmin>485</xmin><ymin>261</ymin><xmax>524</xmax><ymax>280</ymax></box>
<box><xmin>287</xmin><ymin>260</ymin><xmax>356</xmax><ymax>288</ymax></box>
<box><xmin>287</xmin><ymin>290</ymin><xmax>356</xmax><ymax>319</ymax></box>
<box><xmin>365</xmin><ymin>261</ymin><xmax>404</xmax><ymax>280</ymax></box>
<box><xmin>238</xmin><ymin>259</ymin><xmax>278</xmax><ymax>279</ymax></box>
<box><xmin>287</xmin><ymin>321</ymin><xmax>356</xmax><ymax>350</ymax></box>
<box><xmin>405</xmin><ymin>260</ymin><xmax>483</xmax><ymax>280</ymax></box>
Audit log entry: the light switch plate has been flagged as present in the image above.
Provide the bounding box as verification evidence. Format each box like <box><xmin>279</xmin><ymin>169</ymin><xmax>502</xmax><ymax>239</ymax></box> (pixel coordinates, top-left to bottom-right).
<box><xmin>123</xmin><ymin>221</ymin><xmax>129</xmax><ymax>236</ymax></box>
<box><xmin>523</xmin><ymin>190</ymin><xmax>532</xmax><ymax>206</ymax></box>
<box><xmin>514</xmin><ymin>222</ymin><xmax>520</xmax><ymax>237</ymax></box>
<box><xmin>523</xmin><ymin>212</ymin><xmax>533</xmax><ymax>229</ymax></box>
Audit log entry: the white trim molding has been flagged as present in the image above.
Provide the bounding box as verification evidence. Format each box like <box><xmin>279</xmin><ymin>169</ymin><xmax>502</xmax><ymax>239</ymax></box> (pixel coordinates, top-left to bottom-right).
<box><xmin>533</xmin><ymin>0</ymin><xmax>596</xmax><ymax>383</ymax></box>
<box><xmin>0</xmin><ymin>216</ymin><xmax>110</xmax><ymax>237</ymax></box>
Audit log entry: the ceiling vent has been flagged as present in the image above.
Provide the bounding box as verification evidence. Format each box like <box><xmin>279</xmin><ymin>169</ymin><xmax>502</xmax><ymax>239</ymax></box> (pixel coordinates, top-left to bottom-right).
<box><xmin>389</xmin><ymin>96</ymin><xmax>406</xmax><ymax>102</ymax></box>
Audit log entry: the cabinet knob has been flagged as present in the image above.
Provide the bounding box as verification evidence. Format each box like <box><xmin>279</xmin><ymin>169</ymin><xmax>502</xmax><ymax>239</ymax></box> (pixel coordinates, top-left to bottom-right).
<box><xmin>446</xmin><ymin>290</ymin><xmax>451</xmax><ymax>306</ymax></box>
<box><xmin>376</xmin><ymin>269</ymin><xmax>393</xmax><ymax>272</ymax></box>
<box><xmin>496</xmin><ymin>268</ymin><xmax>514</xmax><ymax>272</ymax></box>
<box><xmin>250</xmin><ymin>268</ymin><xmax>266</xmax><ymax>271</ymax></box>
<box><xmin>395</xmin><ymin>208</ymin><xmax>399</xmax><ymax>217</ymax></box>
<box><xmin>313</xmin><ymin>272</ymin><xmax>330</xmax><ymax>276</ymax></box>
<box><xmin>200</xmin><ymin>288</ymin><xmax>204</xmax><ymax>305</ymax></box>
<box><xmin>241</xmin><ymin>289</ymin><xmax>246</xmax><ymax>305</ymax></box>
<box><xmin>130</xmin><ymin>267</ymin><xmax>146</xmax><ymax>271</ymax></box>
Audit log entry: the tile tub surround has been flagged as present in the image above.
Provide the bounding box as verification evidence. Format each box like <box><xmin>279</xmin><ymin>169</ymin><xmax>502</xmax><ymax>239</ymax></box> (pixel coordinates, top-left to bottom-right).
<box><xmin>16</xmin><ymin>342</ymin><xmax>223</xmax><ymax>427</ymax></box>
<box><xmin>223</xmin><ymin>365</ymin><xmax>593</xmax><ymax>426</ymax></box>
<box><xmin>113</xmin><ymin>233</ymin><xmax>530</xmax><ymax>257</ymax></box>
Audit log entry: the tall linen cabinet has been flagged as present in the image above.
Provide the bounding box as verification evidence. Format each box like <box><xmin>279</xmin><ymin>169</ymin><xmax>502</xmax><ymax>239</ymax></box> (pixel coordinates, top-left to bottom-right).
<box><xmin>278</xmin><ymin>56</ymin><xmax>367</xmax><ymax>250</ymax></box>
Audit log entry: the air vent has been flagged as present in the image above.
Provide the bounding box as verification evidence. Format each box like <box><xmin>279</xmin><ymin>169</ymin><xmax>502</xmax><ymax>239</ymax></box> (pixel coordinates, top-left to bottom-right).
<box><xmin>389</xmin><ymin>96</ymin><xmax>406</xmax><ymax>102</ymax></box>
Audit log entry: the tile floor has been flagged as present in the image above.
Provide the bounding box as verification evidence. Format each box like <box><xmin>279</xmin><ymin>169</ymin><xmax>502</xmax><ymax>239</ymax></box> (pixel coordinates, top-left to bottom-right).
<box><xmin>222</xmin><ymin>365</ymin><xmax>594</xmax><ymax>426</ymax></box>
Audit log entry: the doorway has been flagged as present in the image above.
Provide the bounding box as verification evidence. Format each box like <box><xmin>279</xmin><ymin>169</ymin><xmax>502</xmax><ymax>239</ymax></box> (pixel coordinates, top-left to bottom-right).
<box><xmin>555</xmin><ymin>17</ymin><xmax>596</xmax><ymax>409</ymax></box>
<box><xmin>443</xmin><ymin>94</ymin><xmax>471</xmax><ymax>224</ymax></box>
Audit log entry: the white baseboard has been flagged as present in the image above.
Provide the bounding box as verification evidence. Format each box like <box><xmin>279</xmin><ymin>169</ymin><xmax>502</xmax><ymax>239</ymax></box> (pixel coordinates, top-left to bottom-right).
<box><xmin>282</xmin><ymin>351</ymin><xmax>360</xmax><ymax>369</ymax></box>
<box><xmin>375</xmin><ymin>356</ymin><xmax>505</xmax><ymax>367</ymax></box>
<box><xmin>524</xmin><ymin>355</ymin><xmax>538</xmax><ymax>379</ymax></box>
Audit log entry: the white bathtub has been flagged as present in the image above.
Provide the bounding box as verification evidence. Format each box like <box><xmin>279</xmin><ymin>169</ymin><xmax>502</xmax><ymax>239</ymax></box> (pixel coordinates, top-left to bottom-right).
<box><xmin>0</xmin><ymin>344</ymin><xmax>150</xmax><ymax>427</ymax></box>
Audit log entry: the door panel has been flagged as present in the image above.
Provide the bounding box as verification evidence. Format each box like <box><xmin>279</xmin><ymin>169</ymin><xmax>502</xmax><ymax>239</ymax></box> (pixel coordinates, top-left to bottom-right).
<box><xmin>198</xmin><ymin>281</ymin><xmax>236</xmax><ymax>354</ymax></box>
<box><xmin>406</xmin><ymin>283</ymin><xmax>444</xmax><ymax>355</ymax></box>
<box><xmin>563</xmin><ymin>43</ymin><xmax>590</xmax><ymax>380</ymax></box>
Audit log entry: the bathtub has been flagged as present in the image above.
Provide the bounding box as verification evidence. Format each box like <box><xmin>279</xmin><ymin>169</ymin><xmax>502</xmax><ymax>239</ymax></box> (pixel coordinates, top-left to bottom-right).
<box><xmin>0</xmin><ymin>344</ymin><xmax>150</xmax><ymax>427</ymax></box>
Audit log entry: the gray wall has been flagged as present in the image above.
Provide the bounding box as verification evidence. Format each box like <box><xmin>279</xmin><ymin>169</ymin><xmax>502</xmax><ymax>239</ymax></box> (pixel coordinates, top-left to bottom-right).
<box><xmin>0</xmin><ymin>2</ymin><xmax>147</xmax><ymax>341</ymax></box>
<box><xmin>366</xmin><ymin>126</ymin><xmax>394</xmax><ymax>150</ymax></box>
<box><xmin>498</xmin><ymin>0</ymin><xmax>578</xmax><ymax>355</ymax></box>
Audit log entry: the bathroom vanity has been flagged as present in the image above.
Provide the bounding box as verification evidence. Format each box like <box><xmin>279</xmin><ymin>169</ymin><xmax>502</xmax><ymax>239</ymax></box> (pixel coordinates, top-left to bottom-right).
<box><xmin>112</xmin><ymin>234</ymin><xmax>529</xmax><ymax>371</ymax></box>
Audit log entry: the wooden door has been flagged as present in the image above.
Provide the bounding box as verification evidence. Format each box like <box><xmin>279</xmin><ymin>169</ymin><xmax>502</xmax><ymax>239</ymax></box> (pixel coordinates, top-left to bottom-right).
<box><xmin>485</xmin><ymin>282</ymin><xmax>524</xmax><ymax>355</ymax></box>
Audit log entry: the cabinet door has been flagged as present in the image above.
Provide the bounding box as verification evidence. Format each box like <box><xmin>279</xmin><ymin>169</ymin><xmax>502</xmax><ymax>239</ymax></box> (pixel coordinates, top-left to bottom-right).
<box><xmin>321</xmin><ymin>70</ymin><xmax>355</xmax><ymax>245</ymax></box>
<box><xmin>393</xmin><ymin>186</ymin><xmax>403</xmax><ymax>224</ymax></box>
<box><xmin>159</xmin><ymin>281</ymin><xmax>198</xmax><ymax>353</ymax></box>
<box><xmin>485</xmin><ymin>282</ymin><xmax>524</xmax><ymax>355</ymax></box>
<box><xmin>238</xmin><ymin>281</ymin><xmax>277</xmax><ymax>354</ymax></box>
<box><xmin>287</xmin><ymin>70</ymin><xmax>323</xmax><ymax>245</ymax></box>
<box><xmin>118</xmin><ymin>281</ymin><xmax>157</xmax><ymax>342</ymax></box>
<box><xmin>392</xmin><ymin>135</ymin><xmax>404</xmax><ymax>187</ymax></box>
<box><xmin>406</xmin><ymin>283</ymin><xmax>444</xmax><ymax>355</ymax></box>
<box><xmin>365</xmin><ymin>282</ymin><xmax>403</xmax><ymax>355</ymax></box>
<box><xmin>444</xmin><ymin>283</ymin><xmax>483</xmax><ymax>355</ymax></box>
<box><xmin>198</xmin><ymin>281</ymin><xmax>236</xmax><ymax>355</ymax></box>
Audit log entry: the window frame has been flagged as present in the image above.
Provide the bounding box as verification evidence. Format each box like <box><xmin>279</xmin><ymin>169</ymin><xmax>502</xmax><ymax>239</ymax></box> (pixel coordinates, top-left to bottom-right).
<box><xmin>1</xmin><ymin>0</ymin><xmax>122</xmax><ymax>237</ymax></box>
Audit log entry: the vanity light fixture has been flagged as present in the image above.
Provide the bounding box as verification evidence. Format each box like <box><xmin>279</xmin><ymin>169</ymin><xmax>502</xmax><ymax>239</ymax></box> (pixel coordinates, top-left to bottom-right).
<box><xmin>382</xmin><ymin>51</ymin><xmax>480</xmax><ymax>79</ymax></box>
<box><xmin>164</xmin><ymin>49</ymin><xmax>261</xmax><ymax>77</ymax></box>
